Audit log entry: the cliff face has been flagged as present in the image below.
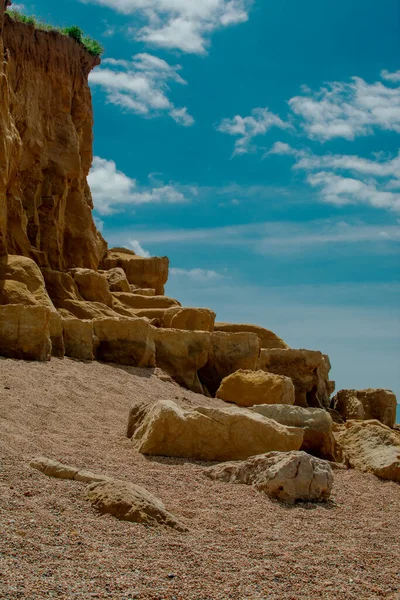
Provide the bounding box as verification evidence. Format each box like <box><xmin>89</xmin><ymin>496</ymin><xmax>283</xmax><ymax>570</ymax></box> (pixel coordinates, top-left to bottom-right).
<box><xmin>0</xmin><ymin>1</ymin><xmax>106</xmax><ymax>270</ymax></box>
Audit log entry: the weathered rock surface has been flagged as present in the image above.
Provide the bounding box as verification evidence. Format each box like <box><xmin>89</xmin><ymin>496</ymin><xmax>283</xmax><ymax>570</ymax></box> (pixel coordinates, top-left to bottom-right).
<box><xmin>334</xmin><ymin>420</ymin><xmax>400</xmax><ymax>482</ymax></box>
<box><xmin>251</xmin><ymin>404</ymin><xmax>336</xmax><ymax>460</ymax></box>
<box><xmin>163</xmin><ymin>306</ymin><xmax>216</xmax><ymax>332</ymax></box>
<box><xmin>102</xmin><ymin>248</ymin><xmax>169</xmax><ymax>296</ymax></box>
<box><xmin>100</xmin><ymin>267</ymin><xmax>130</xmax><ymax>293</ymax></box>
<box><xmin>130</xmin><ymin>400</ymin><xmax>304</xmax><ymax>461</ymax></box>
<box><xmin>259</xmin><ymin>348</ymin><xmax>333</xmax><ymax>409</ymax></box>
<box><xmin>331</xmin><ymin>389</ymin><xmax>397</xmax><ymax>429</ymax></box>
<box><xmin>0</xmin><ymin>12</ymin><xmax>106</xmax><ymax>269</ymax></box>
<box><xmin>93</xmin><ymin>317</ymin><xmax>155</xmax><ymax>367</ymax></box>
<box><xmin>70</xmin><ymin>268</ymin><xmax>113</xmax><ymax>307</ymax></box>
<box><xmin>0</xmin><ymin>304</ymin><xmax>51</xmax><ymax>360</ymax></box>
<box><xmin>199</xmin><ymin>332</ymin><xmax>260</xmax><ymax>397</ymax></box>
<box><xmin>153</xmin><ymin>329</ymin><xmax>210</xmax><ymax>394</ymax></box>
<box><xmin>112</xmin><ymin>292</ymin><xmax>180</xmax><ymax>310</ymax></box>
<box><xmin>62</xmin><ymin>318</ymin><xmax>94</xmax><ymax>361</ymax></box>
<box><xmin>206</xmin><ymin>451</ymin><xmax>333</xmax><ymax>504</ymax></box>
<box><xmin>30</xmin><ymin>457</ymin><xmax>111</xmax><ymax>483</ymax></box>
<box><xmin>216</xmin><ymin>369</ymin><xmax>295</xmax><ymax>407</ymax></box>
<box><xmin>214</xmin><ymin>323</ymin><xmax>289</xmax><ymax>350</ymax></box>
<box><xmin>85</xmin><ymin>480</ymin><xmax>187</xmax><ymax>531</ymax></box>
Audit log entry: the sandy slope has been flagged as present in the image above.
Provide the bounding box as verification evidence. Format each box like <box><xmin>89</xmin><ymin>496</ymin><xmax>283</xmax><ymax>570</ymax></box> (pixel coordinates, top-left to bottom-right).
<box><xmin>0</xmin><ymin>357</ymin><xmax>399</xmax><ymax>600</ymax></box>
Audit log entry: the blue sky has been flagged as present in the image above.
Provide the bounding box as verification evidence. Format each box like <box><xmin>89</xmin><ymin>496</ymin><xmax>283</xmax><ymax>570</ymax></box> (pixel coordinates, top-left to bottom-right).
<box><xmin>14</xmin><ymin>0</ymin><xmax>400</xmax><ymax>402</ymax></box>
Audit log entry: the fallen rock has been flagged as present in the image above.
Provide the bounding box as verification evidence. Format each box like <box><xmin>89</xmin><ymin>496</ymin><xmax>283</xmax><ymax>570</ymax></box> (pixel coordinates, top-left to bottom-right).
<box><xmin>216</xmin><ymin>369</ymin><xmax>295</xmax><ymax>407</ymax></box>
<box><xmin>101</xmin><ymin>267</ymin><xmax>130</xmax><ymax>293</ymax></box>
<box><xmin>259</xmin><ymin>348</ymin><xmax>333</xmax><ymax>409</ymax></box>
<box><xmin>85</xmin><ymin>480</ymin><xmax>187</xmax><ymax>531</ymax></box>
<box><xmin>214</xmin><ymin>323</ymin><xmax>289</xmax><ymax>350</ymax></box>
<box><xmin>251</xmin><ymin>404</ymin><xmax>336</xmax><ymax>460</ymax></box>
<box><xmin>70</xmin><ymin>268</ymin><xmax>113</xmax><ymax>307</ymax></box>
<box><xmin>93</xmin><ymin>317</ymin><xmax>155</xmax><ymax>367</ymax></box>
<box><xmin>153</xmin><ymin>328</ymin><xmax>210</xmax><ymax>394</ymax></box>
<box><xmin>334</xmin><ymin>420</ymin><xmax>400</xmax><ymax>481</ymax></box>
<box><xmin>199</xmin><ymin>331</ymin><xmax>260</xmax><ymax>397</ymax></box>
<box><xmin>0</xmin><ymin>304</ymin><xmax>51</xmax><ymax>361</ymax></box>
<box><xmin>205</xmin><ymin>451</ymin><xmax>333</xmax><ymax>504</ymax></box>
<box><xmin>63</xmin><ymin>318</ymin><xmax>94</xmax><ymax>361</ymax></box>
<box><xmin>131</xmin><ymin>400</ymin><xmax>304</xmax><ymax>461</ymax></box>
<box><xmin>163</xmin><ymin>306</ymin><xmax>216</xmax><ymax>332</ymax></box>
<box><xmin>331</xmin><ymin>389</ymin><xmax>397</xmax><ymax>429</ymax></box>
<box><xmin>30</xmin><ymin>457</ymin><xmax>111</xmax><ymax>483</ymax></box>
<box><xmin>102</xmin><ymin>248</ymin><xmax>169</xmax><ymax>296</ymax></box>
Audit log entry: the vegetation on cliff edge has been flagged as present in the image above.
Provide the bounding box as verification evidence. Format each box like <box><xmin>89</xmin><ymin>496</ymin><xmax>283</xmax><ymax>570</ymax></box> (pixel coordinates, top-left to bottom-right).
<box><xmin>6</xmin><ymin>9</ymin><xmax>104</xmax><ymax>56</ymax></box>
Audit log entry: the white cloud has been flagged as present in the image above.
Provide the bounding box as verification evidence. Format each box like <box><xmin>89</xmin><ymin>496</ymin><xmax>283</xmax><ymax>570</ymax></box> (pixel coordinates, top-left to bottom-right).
<box><xmin>289</xmin><ymin>74</ymin><xmax>400</xmax><ymax>141</ymax></box>
<box><xmin>307</xmin><ymin>172</ymin><xmax>400</xmax><ymax>211</ymax></box>
<box><xmin>129</xmin><ymin>240</ymin><xmax>151</xmax><ymax>257</ymax></box>
<box><xmin>170</xmin><ymin>267</ymin><xmax>223</xmax><ymax>280</ymax></box>
<box><xmin>381</xmin><ymin>69</ymin><xmax>400</xmax><ymax>83</ymax></box>
<box><xmin>81</xmin><ymin>0</ymin><xmax>252</xmax><ymax>54</ymax></box>
<box><xmin>217</xmin><ymin>108</ymin><xmax>291</xmax><ymax>156</ymax></box>
<box><xmin>88</xmin><ymin>156</ymin><xmax>190</xmax><ymax>215</ymax></box>
<box><xmin>90</xmin><ymin>53</ymin><xmax>194</xmax><ymax>125</ymax></box>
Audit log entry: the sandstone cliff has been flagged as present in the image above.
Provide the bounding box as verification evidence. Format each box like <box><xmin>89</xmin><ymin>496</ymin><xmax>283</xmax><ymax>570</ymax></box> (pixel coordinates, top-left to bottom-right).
<box><xmin>0</xmin><ymin>1</ymin><xmax>106</xmax><ymax>270</ymax></box>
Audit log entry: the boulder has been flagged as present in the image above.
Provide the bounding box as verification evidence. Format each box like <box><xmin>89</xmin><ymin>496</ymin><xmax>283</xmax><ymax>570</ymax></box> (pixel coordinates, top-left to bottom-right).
<box><xmin>30</xmin><ymin>457</ymin><xmax>110</xmax><ymax>483</ymax></box>
<box><xmin>334</xmin><ymin>420</ymin><xmax>400</xmax><ymax>482</ymax></box>
<box><xmin>100</xmin><ymin>268</ymin><xmax>130</xmax><ymax>293</ymax></box>
<box><xmin>85</xmin><ymin>480</ymin><xmax>187</xmax><ymax>531</ymax></box>
<box><xmin>214</xmin><ymin>323</ymin><xmax>289</xmax><ymax>350</ymax></box>
<box><xmin>251</xmin><ymin>404</ymin><xmax>335</xmax><ymax>460</ymax></box>
<box><xmin>199</xmin><ymin>331</ymin><xmax>260</xmax><ymax>397</ymax></box>
<box><xmin>63</xmin><ymin>318</ymin><xmax>94</xmax><ymax>361</ymax></box>
<box><xmin>259</xmin><ymin>348</ymin><xmax>333</xmax><ymax>409</ymax></box>
<box><xmin>41</xmin><ymin>268</ymin><xmax>83</xmax><ymax>304</ymax></box>
<box><xmin>58</xmin><ymin>299</ymin><xmax>120</xmax><ymax>320</ymax></box>
<box><xmin>0</xmin><ymin>304</ymin><xmax>51</xmax><ymax>361</ymax></box>
<box><xmin>153</xmin><ymin>328</ymin><xmax>210</xmax><ymax>394</ymax></box>
<box><xmin>93</xmin><ymin>317</ymin><xmax>155</xmax><ymax>367</ymax></box>
<box><xmin>101</xmin><ymin>248</ymin><xmax>169</xmax><ymax>296</ymax></box>
<box><xmin>163</xmin><ymin>307</ymin><xmax>216</xmax><ymax>332</ymax></box>
<box><xmin>205</xmin><ymin>451</ymin><xmax>333</xmax><ymax>504</ymax></box>
<box><xmin>131</xmin><ymin>400</ymin><xmax>304</xmax><ymax>461</ymax></box>
<box><xmin>112</xmin><ymin>292</ymin><xmax>180</xmax><ymax>310</ymax></box>
<box><xmin>70</xmin><ymin>268</ymin><xmax>113</xmax><ymax>307</ymax></box>
<box><xmin>331</xmin><ymin>389</ymin><xmax>397</xmax><ymax>429</ymax></box>
<box><xmin>216</xmin><ymin>369</ymin><xmax>295</xmax><ymax>407</ymax></box>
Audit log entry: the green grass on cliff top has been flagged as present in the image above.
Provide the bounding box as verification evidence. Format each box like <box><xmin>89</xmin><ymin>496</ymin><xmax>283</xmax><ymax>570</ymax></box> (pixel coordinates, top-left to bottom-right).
<box><xmin>6</xmin><ymin>9</ymin><xmax>104</xmax><ymax>56</ymax></box>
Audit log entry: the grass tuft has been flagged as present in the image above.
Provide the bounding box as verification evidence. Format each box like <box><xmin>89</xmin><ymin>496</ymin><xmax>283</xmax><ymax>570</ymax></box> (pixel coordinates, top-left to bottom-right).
<box><xmin>6</xmin><ymin>9</ymin><xmax>104</xmax><ymax>56</ymax></box>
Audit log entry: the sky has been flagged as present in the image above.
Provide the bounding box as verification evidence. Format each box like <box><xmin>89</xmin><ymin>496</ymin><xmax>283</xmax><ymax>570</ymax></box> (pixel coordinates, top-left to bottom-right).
<box><xmin>13</xmin><ymin>0</ymin><xmax>400</xmax><ymax>404</ymax></box>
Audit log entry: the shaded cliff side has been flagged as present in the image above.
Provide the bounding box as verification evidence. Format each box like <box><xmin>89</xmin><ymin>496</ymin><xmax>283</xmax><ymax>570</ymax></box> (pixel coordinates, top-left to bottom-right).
<box><xmin>0</xmin><ymin>1</ymin><xmax>106</xmax><ymax>270</ymax></box>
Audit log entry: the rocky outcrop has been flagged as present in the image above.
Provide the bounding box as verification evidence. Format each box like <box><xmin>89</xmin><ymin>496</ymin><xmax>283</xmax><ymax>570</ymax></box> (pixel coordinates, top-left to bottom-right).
<box><xmin>214</xmin><ymin>323</ymin><xmax>289</xmax><ymax>350</ymax></box>
<box><xmin>101</xmin><ymin>248</ymin><xmax>169</xmax><ymax>296</ymax></box>
<box><xmin>70</xmin><ymin>268</ymin><xmax>113</xmax><ymax>307</ymax></box>
<box><xmin>331</xmin><ymin>389</ymin><xmax>397</xmax><ymax>429</ymax></box>
<box><xmin>130</xmin><ymin>400</ymin><xmax>304</xmax><ymax>461</ymax></box>
<box><xmin>62</xmin><ymin>318</ymin><xmax>94</xmax><ymax>361</ymax></box>
<box><xmin>0</xmin><ymin>304</ymin><xmax>52</xmax><ymax>360</ymax></box>
<box><xmin>93</xmin><ymin>317</ymin><xmax>155</xmax><ymax>367</ymax></box>
<box><xmin>0</xmin><ymin>9</ymin><xmax>106</xmax><ymax>269</ymax></box>
<box><xmin>163</xmin><ymin>306</ymin><xmax>216</xmax><ymax>332</ymax></box>
<box><xmin>216</xmin><ymin>369</ymin><xmax>295</xmax><ymax>407</ymax></box>
<box><xmin>100</xmin><ymin>267</ymin><xmax>130</xmax><ymax>293</ymax></box>
<box><xmin>206</xmin><ymin>451</ymin><xmax>333</xmax><ymax>504</ymax></box>
<box><xmin>258</xmin><ymin>349</ymin><xmax>334</xmax><ymax>409</ymax></box>
<box><xmin>334</xmin><ymin>420</ymin><xmax>400</xmax><ymax>482</ymax></box>
<box><xmin>199</xmin><ymin>332</ymin><xmax>260</xmax><ymax>397</ymax></box>
<box><xmin>251</xmin><ymin>404</ymin><xmax>336</xmax><ymax>460</ymax></box>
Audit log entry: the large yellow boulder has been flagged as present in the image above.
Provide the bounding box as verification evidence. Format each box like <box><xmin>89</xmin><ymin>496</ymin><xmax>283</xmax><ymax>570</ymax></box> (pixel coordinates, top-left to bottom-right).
<box><xmin>251</xmin><ymin>404</ymin><xmax>336</xmax><ymax>460</ymax></box>
<box><xmin>130</xmin><ymin>400</ymin><xmax>304</xmax><ymax>461</ymax></box>
<box><xmin>259</xmin><ymin>348</ymin><xmax>333</xmax><ymax>409</ymax></box>
<box><xmin>93</xmin><ymin>317</ymin><xmax>155</xmax><ymax>367</ymax></box>
<box><xmin>102</xmin><ymin>248</ymin><xmax>169</xmax><ymax>295</ymax></box>
<box><xmin>163</xmin><ymin>306</ymin><xmax>216</xmax><ymax>332</ymax></box>
<box><xmin>331</xmin><ymin>389</ymin><xmax>397</xmax><ymax>429</ymax></box>
<box><xmin>214</xmin><ymin>322</ymin><xmax>289</xmax><ymax>350</ymax></box>
<box><xmin>70</xmin><ymin>268</ymin><xmax>113</xmax><ymax>307</ymax></box>
<box><xmin>199</xmin><ymin>331</ymin><xmax>260</xmax><ymax>397</ymax></box>
<box><xmin>63</xmin><ymin>318</ymin><xmax>94</xmax><ymax>361</ymax></box>
<box><xmin>0</xmin><ymin>304</ymin><xmax>51</xmax><ymax>361</ymax></box>
<box><xmin>216</xmin><ymin>369</ymin><xmax>295</xmax><ymax>407</ymax></box>
<box><xmin>335</xmin><ymin>420</ymin><xmax>400</xmax><ymax>482</ymax></box>
<box><xmin>100</xmin><ymin>267</ymin><xmax>130</xmax><ymax>293</ymax></box>
<box><xmin>153</xmin><ymin>328</ymin><xmax>211</xmax><ymax>394</ymax></box>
